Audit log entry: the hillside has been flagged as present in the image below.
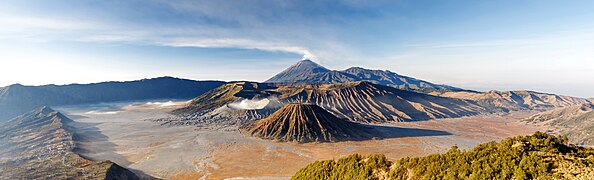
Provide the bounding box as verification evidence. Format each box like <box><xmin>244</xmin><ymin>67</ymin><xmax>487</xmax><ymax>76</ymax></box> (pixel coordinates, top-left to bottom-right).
<box><xmin>242</xmin><ymin>103</ymin><xmax>379</xmax><ymax>143</ymax></box>
<box><xmin>169</xmin><ymin>82</ymin><xmax>279</xmax><ymax>126</ymax></box>
<box><xmin>0</xmin><ymin>107</ymin><xmax>139</xmax><ymax>179</ymax></box>
<box><xmin>265</xmin><ymin>60</ymin><xmax>462</xmax><ymax>92</ymax></box>
<box><xmin>434</xmin><ymin>90</ymin><xmax>590</xmax><ymax>112</ymax></box>
<box><xmin>0</xmin><ymin>76</ymin><xmax>225</xmax><ymax>123</ymax></box>
<box><xmin>280</xmin><ymin>81</ymin><xmax>484</xmax><ymax>122</ymax></box>
<box><xmin>169</xmin><ymin>81</ymin><xmax>485</xmax><ymax>126</ymax></box>
<box><xmin>525</xmin><ymin>103</ymin><xmax>594</xmax><ymax>146</ymax></box>
<box><xmin>292</xmin><ymin>132</ymin><xmax>594</xmax><ymax>180</ymax></box>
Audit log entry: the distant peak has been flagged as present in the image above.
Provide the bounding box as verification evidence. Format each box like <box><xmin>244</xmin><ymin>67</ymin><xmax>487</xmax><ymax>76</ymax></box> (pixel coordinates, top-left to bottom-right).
<box><xmin>351</xmin><ymin>81</ymin><xmax>377</xmax><ymax>88</ymax></box>
<box><xmin>344</xmin><ymin>67</ymin><xmax>366</xmax><ymax>71</ymax></box>
<box><xmin>285</xmin><ymin>59</ymin><xmax>329</xmax><ymax>71</ymax></box>
<box><xmin>6</xmin><ymin>83</ymin><xmax>25</xmax><ymax>89</ymax></box>
<box><xmin>35</xmin><ymin>106</ymin><xmax>55</xmax><ymax>115</ymax></box>
<box><xmin>295</xmin><ymin>59</ymin><xmax>318</xmax><ymax>65</ymax></box>
<box><xmin>264</xmin><ymin>59</ymin><xmax>330</xmax><ymax>83</ymax></box>
<box><xmin>144</xmin><ymin>76</ymin><xmax>180</xmax><ymax>81</ymax></box>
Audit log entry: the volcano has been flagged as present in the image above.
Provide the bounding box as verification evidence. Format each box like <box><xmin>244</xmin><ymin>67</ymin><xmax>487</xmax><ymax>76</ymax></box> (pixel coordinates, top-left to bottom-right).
<box><xmin>265</xmin><ymin>59</ymin><xmax>463</xmax><ymax>92</ymax></box>
<box><xmin>243</xmin><ymin>103</ymin><xmax>379</xmax><ymax>143</ymax></box>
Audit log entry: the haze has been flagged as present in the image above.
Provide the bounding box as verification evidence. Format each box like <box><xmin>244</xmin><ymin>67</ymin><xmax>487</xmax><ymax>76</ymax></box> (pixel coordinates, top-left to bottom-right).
<box><xmin>1</xmin><ymin>0</ymin><xmax>593</xmax><ymax>97</ymax></box>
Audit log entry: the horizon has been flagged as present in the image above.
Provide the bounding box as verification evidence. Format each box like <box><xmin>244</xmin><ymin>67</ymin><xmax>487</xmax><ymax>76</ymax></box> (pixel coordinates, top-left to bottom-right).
<box><xmin>2</xmin><ymin>61</ymin><xmax>592</xmax><ymax>98</ymax></box>
<box><xmin>1</xmin><ymin>1</ymin><xmax>594</xmax><ymax>97</ymax></box>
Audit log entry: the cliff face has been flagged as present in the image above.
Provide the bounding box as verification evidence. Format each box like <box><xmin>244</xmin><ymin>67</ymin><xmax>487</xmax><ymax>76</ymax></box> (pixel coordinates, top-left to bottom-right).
<box><xmin>243</xmin><ymin>103</ymin><xmax>379</xmax><ymax>143</ymax></box>
<box><xmin>0</xmin><ymin>106</ymin><xmax>140</xmax><ymax>179</ymax></box>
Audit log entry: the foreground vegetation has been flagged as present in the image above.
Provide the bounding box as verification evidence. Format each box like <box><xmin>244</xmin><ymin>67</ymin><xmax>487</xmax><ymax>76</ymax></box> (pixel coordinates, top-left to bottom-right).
<box><xmin>292</xmin><ymin>132</ymin><xmax>594</xmax><ymax>180</ymax></box>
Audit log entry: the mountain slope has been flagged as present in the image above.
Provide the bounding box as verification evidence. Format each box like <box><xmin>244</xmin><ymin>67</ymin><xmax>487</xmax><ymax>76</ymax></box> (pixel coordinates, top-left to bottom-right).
<box><xmin>169</xmin><ymin>82</ymin><xmax>280</xmax><ymax>126</ymax></box>
<box><xmin>434</xmin><ymin>90</ymin><xmax>590</xmax><ymax>112</ymax></box>
<box><xmin>264</xmin><ymin>60</ymin><xmax>462</xmax><ymax>92</ymax></box>
<box><xmin>0</xmin><ymin>107</ymin><xmax>139</xmax><ymax>179</ymax></box>
<box><xmin>168</xmin><ymin>81</ymin><xmax>485</xmax><ymax>126</ymax></box>
<box><xmin>525</xmin><ymin>103</ymin><xmax>594</xmax><ymax>146</ymax></box>
<box><xmin>243</xmin><ymin>103</ymin><xmax>379</xmax><ymax>143</ymax></box>
<box><xmin>280</xmin><ymin>81</ymin><xmax>484</xmax><ymax>122</ymax></box>
<box><xmin>173</xmin><ymin>82</ymin><xmax>276</xmax><ymax>115</ymax></box>
<box><xmin>0</xmin><ymin>76</ymin><xmax>225</xmax><ymax>123</ymax></box>
<box><xmin>340</xmin><ymin>67</ymin><xmax>462</xmax><ymax>91</ymax></box>
<box><xmin>265</xmin><ymin>60</ymin><xmax>331</xmax><ymax>83</ymax></box>
<box><xmin>292</xmin><ymin>132</ymin><xmax>594</xmax><ymax>180</ymax></box>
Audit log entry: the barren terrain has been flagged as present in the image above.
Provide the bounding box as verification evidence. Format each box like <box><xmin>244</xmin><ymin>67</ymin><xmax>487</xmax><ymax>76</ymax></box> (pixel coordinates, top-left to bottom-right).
<box><xmin>56</xmin><ymin>101</ymin><xmax>544</xmax><ymax>179</ymax></box>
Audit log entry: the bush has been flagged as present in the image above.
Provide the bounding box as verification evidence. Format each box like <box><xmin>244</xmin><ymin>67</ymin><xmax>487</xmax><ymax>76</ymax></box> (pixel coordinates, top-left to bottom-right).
<box><xmin>291</xmin><ymin>132</ymin><xmax>594</xmax><ymax>180</ymax></box>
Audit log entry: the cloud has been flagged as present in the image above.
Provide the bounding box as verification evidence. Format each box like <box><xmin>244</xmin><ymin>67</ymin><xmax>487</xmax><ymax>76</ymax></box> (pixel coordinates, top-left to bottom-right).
<box><xmin>157</xmin><ymin>38</ymin><xmax>317</xmax><ymax>60</ymax></box>
<box><xmin>0</xmin><ymin>14</ymin><xmax>320</xmax><ymax>60</ymax></box>
<box><xmin>0</xmin><ymin>1</ymin><xmax>366</xmax><ymax>61</ymax></box>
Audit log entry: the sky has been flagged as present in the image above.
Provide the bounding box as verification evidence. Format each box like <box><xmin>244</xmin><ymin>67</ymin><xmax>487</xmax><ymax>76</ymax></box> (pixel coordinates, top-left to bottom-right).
<box><xmin>0</xmin><ymin>0</ymin><xmax>593</xmax><ymax>97</ymax></box>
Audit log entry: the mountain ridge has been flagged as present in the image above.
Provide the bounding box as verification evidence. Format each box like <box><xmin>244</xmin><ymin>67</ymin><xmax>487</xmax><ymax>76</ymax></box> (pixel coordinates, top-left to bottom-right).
<box><xmin>524</xmin><ymin>103</ymin><xmax>594</xmax><ymax>146</ymax></box>
<box><xmin>0</xmin><ymin>106</ymin><xmax>139</xmax><ymax>179</ymax></box>
<box><xmin>264</xmin><ymin>60</ymin><xmax>463</xmax><ymax>92</ymax></box>
<box><xmin>434</xmin><ymin>90</ymin><xmax>591</xmax><ymax>112</ymax></box>
<box><xmin>0</xmin><ymin>76</ymin><xmax>225</xmax><ymax>123</ymax></box>
<box><xmin>169</xmin><ymin>81</ymin><xmax>485</xmax><ymax>126</ymax></box>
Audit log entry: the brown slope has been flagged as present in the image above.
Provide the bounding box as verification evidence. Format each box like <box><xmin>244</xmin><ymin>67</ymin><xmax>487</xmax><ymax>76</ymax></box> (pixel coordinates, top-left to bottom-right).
<box><xmin>170</xmin><ymin>81</ymin><xmax>485</xmax><ymax>125</ymax></box>
<box><xmin>173</xmin><ymin>82</ymin><xmax>276</xmax><ymax>115</ymax></box>
<box><xmin>0</xmin><ymin>106</ymin><xmax>139</xmax><ymax>179</ymax></box>
<box><xmin>525</xmin><ymin>103</ymin><xmax>594</xmax><ymax>123</ymax></box>
<box><xmin>524</xmin><ymin>103</ymin><xmax>594</xmax><ymax>146</ymax></box>
<box><xmin>243</xmin><ymin>103</ymin><xmax>378</xmax><ymax>143</ymax></box>
<box><xmin>435</xmin><ymin>90</ymin><xmax>589</xmax><ymax>112</ymax></box>
<box><xmin>279</xmin><ymin>81</ymin><xmax>485</xmax><ymax>122</ymax></box>
<box><xmin>168</xmin><ymin>82</ymin><xmax>279</xmax><ymax>126</ymax></box>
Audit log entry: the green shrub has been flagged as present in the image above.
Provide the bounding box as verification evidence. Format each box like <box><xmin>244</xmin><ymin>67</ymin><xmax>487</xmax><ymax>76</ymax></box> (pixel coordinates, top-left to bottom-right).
<box><xmin>292</xmin><ymin>132</ymin><xmax>594</xmax><ymax>180</ymax></box>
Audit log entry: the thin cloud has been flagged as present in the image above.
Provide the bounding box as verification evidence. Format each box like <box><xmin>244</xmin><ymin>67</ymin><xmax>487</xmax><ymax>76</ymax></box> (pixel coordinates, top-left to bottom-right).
<box><xmin>0</xmin><ymin>1</ymin><xmax>364</xmax><ymax>61</ymax></box>
<box><xmin>158</xmin><ymin>38</ymin><xmax>317</xmax><ymax>60</ymax></box>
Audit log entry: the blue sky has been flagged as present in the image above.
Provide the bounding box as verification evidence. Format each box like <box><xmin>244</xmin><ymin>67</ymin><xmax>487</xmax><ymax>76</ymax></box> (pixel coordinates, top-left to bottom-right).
<box><xmin>1</xmin><ymin>0</ymin><xmax>593</xmax><ymax>97</ymax></box>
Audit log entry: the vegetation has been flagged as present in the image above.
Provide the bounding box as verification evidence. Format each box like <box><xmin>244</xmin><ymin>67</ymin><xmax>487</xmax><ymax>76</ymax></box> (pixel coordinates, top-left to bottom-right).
<box><xmin>292</xmin><ymin>132</ymin><xmax>594</xmax><ymax>180</ymax></box>
<box><xmin>292</xmin><ymin>154</ymin><xmax>391</xmax><ymax>180</ymax></box>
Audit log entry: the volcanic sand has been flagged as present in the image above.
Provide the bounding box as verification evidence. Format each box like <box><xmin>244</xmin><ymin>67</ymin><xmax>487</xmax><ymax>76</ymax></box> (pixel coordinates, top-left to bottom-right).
<box><xmin>56</xmin><ymin>101</ymin><xmax>544</xmax><ymax>180</ymax></box>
